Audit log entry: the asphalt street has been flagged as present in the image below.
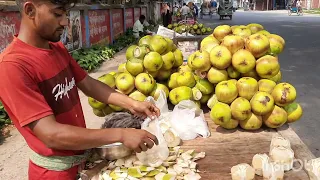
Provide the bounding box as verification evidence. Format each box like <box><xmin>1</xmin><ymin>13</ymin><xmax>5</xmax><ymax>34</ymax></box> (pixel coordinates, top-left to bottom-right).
<box><xmin>198</xmin><ymin>11</ymin><xmax>320</xmax><ymax>157</ymax></box>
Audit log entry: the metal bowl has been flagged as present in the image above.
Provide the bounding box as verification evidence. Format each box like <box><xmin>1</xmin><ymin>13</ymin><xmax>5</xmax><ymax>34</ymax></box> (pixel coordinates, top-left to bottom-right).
<box><xmin>94</xmin><ymin>142</ymin><xmax>133</xmax><ymax>161</ymax></box>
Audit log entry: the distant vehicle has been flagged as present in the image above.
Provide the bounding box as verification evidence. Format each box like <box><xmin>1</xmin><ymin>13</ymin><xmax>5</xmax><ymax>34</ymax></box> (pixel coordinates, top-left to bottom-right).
<box><xmin>287</xmin><ymin>4</ymin><xmax>303</xmax><ymax>16</ymax></box>
<box><xmin>233</xmin><ymin>0</ymin><xmax>238</xmax><ymax>12</ymax></box>
<box><xmin>218</xmin><ymin>0</ymin><xmax>233</xmax><ymax>20</ymax></box>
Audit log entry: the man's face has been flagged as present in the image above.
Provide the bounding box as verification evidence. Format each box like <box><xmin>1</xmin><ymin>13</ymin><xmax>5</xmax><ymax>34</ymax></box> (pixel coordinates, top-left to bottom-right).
<box><xmin>24</xmin><ymin>1</ymin><xmax>70</xmax><ymax>42</ymax></box>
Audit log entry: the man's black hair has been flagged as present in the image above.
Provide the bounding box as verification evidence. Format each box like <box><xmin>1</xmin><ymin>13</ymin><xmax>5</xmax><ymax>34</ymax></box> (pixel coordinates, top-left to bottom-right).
<box><xmin>139</xmin><ymin>15</ymin><xmax>146</xmax><ymax>19</ymax></box>
<box><xmin>16</xmin><ymin>0</ymin><xmax>76</xmax><ymax>12</ymax></box>
<box><xmin>183</xmin><ymin>3</ymin><xmax>186</xmax><ymax>5</ymax></box>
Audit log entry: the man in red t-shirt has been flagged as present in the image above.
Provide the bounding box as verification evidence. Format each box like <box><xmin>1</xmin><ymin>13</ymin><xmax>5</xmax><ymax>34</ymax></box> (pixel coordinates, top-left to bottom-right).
<box><xmin>0</xmin><ymin>0</ymin><xmax>160</xmax><ymax>179</ymax></box>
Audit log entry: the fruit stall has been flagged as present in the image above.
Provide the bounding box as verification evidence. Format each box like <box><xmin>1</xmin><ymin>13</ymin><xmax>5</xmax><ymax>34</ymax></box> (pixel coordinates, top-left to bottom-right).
<box><xmin>167</xmin><ymin>22</ymin><xmax>213</xmax><ymax>36</ymax></box>
<box><xmin>81</xmin><ymin>120</ymin><xmax>314</xmax><ymax>180</ymax></box>
<box><xmin>81</xmin><ymin>23</ymin><xmax>319</xmax><ymax>180</ymax></box>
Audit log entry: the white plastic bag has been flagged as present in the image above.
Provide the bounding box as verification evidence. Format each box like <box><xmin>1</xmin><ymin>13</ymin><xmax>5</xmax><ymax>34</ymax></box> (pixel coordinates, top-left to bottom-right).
<box><xmin>147</xmin><ymin>90</ymin><xmax>169</xmax><ymax>114</ymax></box>
<box><xmin>170</xmin><ymin>100</ymin><xmax>210</xmax><ymax>140</ymax></box>
<box><xmin>156</xmin><ymin>25</ymin><xmax>181</xmax><ymax>39</ymax></box>
<box><xmin>136</xmin><ymin>90</ymin><xmax>170</xmax><ymax>167</ymax></box>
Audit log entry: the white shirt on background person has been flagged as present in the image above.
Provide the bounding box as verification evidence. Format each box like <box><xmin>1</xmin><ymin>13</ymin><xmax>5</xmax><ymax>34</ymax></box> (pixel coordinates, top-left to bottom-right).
<box><xmin>181</xmin><ymin>5</ymin><xmax>190</xmax><ymax>15</ymax></box>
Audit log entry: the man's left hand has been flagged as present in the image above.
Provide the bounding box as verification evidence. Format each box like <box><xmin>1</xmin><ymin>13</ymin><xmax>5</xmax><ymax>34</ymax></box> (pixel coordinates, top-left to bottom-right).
<box><xmin>130</xmin><ymin>101</ymin><xmax>160</xmax><ymax>120</ymax></box>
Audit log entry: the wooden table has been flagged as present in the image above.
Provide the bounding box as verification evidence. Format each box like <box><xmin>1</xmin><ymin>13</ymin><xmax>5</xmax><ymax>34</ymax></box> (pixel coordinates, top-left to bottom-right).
<box><xmin>81</xmin><ymin>110</ymin><xmax>315</xmax><ymax>180</ymax></box>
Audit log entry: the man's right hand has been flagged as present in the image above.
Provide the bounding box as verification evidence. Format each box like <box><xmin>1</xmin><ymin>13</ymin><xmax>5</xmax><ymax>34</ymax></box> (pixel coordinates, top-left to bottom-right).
<box><xmin>29</xmin><ymin>115</ymin><xmax>160</xmax><ymax>152</ymax></box>
<box><xmin>120</xmin><ymin>128</ymin><xmax>159</xmax><ymax>153</ymax></box>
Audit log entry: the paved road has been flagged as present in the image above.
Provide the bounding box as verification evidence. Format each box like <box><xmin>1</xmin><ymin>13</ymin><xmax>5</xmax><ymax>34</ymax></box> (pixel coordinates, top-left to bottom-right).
<box><xmin>198</xmin><ymin>11</ymin><xmax>320</xmax><ymax>157</ymax></box>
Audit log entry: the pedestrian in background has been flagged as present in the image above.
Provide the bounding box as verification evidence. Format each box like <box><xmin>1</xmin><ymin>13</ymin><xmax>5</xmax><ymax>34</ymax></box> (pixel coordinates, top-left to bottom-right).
<box><xmin>181</xmin><ymin>3</ymin><xmax>191</xmax><ymax>20</ymax></box>
<box><xmin>192</xmin><ymin>3</ymin><xmax>199</xmax><ymax>20</ymax></box>
<box><xmin>296</xmin><ymin>0</ymin><xmax>302</xmax><ymax>12</ymax></box>
<box><xmin>173</xmin><ymin>2</ymin><xmax>179</xmax><ymax>13</ymax></box>
<box><xmin>211</xmin><ymin>0</ymin><xmax>218</xmax><ymax>12</ymax></box>
<box><xmin>167</xmin><ymin>3</ymin><xmax>173</xmax><ymax>25</ymax></box>
<box><xmin>161</xmin><ymin>3</ymin><xmax>170</xmax><ymax>27</ymax></box>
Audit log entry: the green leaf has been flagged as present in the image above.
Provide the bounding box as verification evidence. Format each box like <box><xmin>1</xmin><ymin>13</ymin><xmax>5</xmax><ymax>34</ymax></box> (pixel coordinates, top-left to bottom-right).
<box><xmin>5</xmin><ymin>119</ymin><xmax>11</xmax><ymax>124</ymax></box>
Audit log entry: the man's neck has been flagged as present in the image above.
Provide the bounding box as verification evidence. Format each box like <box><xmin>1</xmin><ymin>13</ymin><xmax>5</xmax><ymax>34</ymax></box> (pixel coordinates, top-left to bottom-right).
<box><xmin>18</xmin><ymin>23</ymin><xmax>51</xmax><ymax>49</ymax></box>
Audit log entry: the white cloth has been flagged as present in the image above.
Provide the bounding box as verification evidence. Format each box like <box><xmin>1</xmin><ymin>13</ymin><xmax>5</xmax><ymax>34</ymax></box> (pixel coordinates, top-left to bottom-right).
<box><xmin>133</xmin><ymin>20</ymin><xmax>143</xmax><ymax>38</ymax></box>
<box><xmin>181</xmin><ymin>5</ymin><xmax>190</xmax><ymax>15</ymax></box>
<box><xmin>133</xmin><ymin>20</ymin><xmax>151</xmax><ymax>38</ymax></box>
<box><xmin>173</xmin><ymin>6</ymin><xmax>179</xmax><ymax>13</ymax></box>
<box><xmin>133</xmin><ymin>20</ymin><xmax>145</xmax><ymax>38</ymax></box>
<box><xmin>143</xmin><ymin>20</ymin><xmax>150</xmax><ymax>27</ymax></box>
<box><xmin>296</xmin><ymin>1</ymin><xmax>301</xmax><ymax>7</ymax></box>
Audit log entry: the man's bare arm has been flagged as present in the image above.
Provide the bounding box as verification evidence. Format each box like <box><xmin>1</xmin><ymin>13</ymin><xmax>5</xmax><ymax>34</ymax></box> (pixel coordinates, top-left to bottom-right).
<box><xmin>28</xmin><ymin>115</ymin><xmax>158</xmax><ymax>152</ymax></box>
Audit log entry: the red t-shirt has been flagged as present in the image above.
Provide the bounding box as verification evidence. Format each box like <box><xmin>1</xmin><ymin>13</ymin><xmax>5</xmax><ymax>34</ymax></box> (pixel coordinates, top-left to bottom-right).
<box><xmin>0</xmin><ymin>36</ymin><xmax>88</xmax><ymax>180</ymax></box>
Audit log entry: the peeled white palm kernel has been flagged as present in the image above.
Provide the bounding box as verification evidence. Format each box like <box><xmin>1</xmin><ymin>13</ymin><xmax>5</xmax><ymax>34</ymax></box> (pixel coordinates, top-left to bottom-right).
<box><xmin>269</xmin><ymin>146</ymin><xmax>294</xmax><ymax>171</ymax></box>
<box><xmin>159</xmin><ymin>121</ymin><xmax>171</xmax><ymax>134</ymax></box>
<box><xmin>119</xmin><ymin>172</ymin><xmax>129</xmax><ymax>178</ymax></box>
<box><xmin>168</xmin><ymin>146</ymin><xmax>181</xmax><ymax>157</ymax></box>
<box><xmin>167</xmin><ymin>167</ymin><xmax>178</xmax><ymax>176</ymax></box>
<box><xmin>141</xmin><ymin>178</ymin><xmax>157</xmax><ymax>180</ymax></box>
<box><xmin>176</xmin><ymin>158</ymin><xmax>189</xmax><ymax>168</ymax></box>
<box><xmin>183</xmin><ymin>168</ymin><xmax>194</xmax><ymax>175</ymax></box>
<box><xmin>136</xmin><ymin>146</ymin><xmax>169</xmax><ymax>168</ymax></box>
<box><xmin>133</xmin><ymin>160</ymin><xmax>144</xmax><ymax>166</ymax></box>
<box><xmin>181</xmin><ymin>152</ymin><xmax>193</xmax><ymax>161</ymax></box>
<box><xmin>127</xmin><ymin>176</ymin><xmax>139</xmax><ymax>180</ymax></box>
<box><xmin>269</xmin><ymin>135</ymin><xmax>291</xmax><ymax>152</ymax></box>
<box><xmin>231</xmin><ymin>163</ymin><xmax>255</xmax><ymax>180</ymax></box>
<box><xmin>189</xmin><ymin>161</ymin><xmax>197</xmax><ymax>169</ymax></box>
<box><xmin>252</xmin><ymin>153</ymin><xmax>270</xmax><ymax>176</ymax></box>
<box><xmin>193</xmin><ymin>152</ymin><xmax>206</xmax><ymax>161</ymax></box>
<box><xmin>305</xmin><ymin>158</ymin><xmax>320</xmax><ymax>180</ymax></box>
<box><xmin>114</xmin><ymin>167</ymin><xmax>124</xmax><ymax>173</ymax></box>
<box><xmin>98</xmin><ymin>148</ymin><xmax>205</xmax><ymax>180</ymax></box>
<box><xmin>262</xmin><ymin>162</ymin><xmax>284</xmax><ymax>180</ymax></box>
<box><xmin>173</xmin><ymin>164</ymin><xmax>185</xmax><ymax>175</ymax></box>
<box><xmin>183</xmin><ymin>171</ymin><xmax>201</xmax><ymax>180</ymax></box>
<box><xmin>101</xmin><ymin>170</ymin><xmax>112</xmax><ymax>180</ymax></box>
<box><xmin>124</xmin><ymin>155</ymin><xmax>137</xmax><ymax>168</ymax></box>
<box><xmin>192</xmin><ymin>87</ymin><xmax>202</xmax><ymax>101</ymax></box>
<box><xmin>164</xmin><ymin>129</ymin><xmax>181</xmax><ymax>148</ymax></box>
<box><xmin>147</xmin><ymin>157</ymin><xmax>165</xmax><ymax>168</ymax></box>
<box><xmin>166</xmin><ymin>155</ymin><xmax>178</xmax><ymax>162</ymax></box>
<box><xmin>115</xmin><ymin>158</ymin><xmax>125</xmax><ymax>167</ymax></box>
<box><xmin>176</xmin><ymin>175</ymin><xmax>184</xmax><ymax>180</ymax></box>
